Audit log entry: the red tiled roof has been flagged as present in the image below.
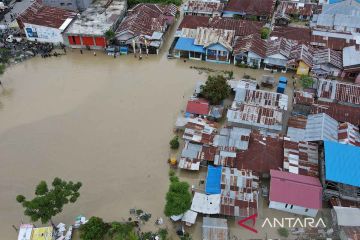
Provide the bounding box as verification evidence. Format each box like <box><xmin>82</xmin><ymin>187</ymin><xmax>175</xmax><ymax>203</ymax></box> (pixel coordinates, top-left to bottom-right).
<box><xmin>224</xmin><ymin>0</ymin><xmax>275</xmax><ymax>17</ymax></box>
<box><xmin>270</xmin><ymin>170</ymin><xmax>322</xmax><ymax>209</ymax></box>
<box><xmin>271</xmin><ymin>26</ymin><xmax>311</xmax><ymax>44</ymax></box>
<box><xmin>233</xmin><ymin>34</ymin><xmax>266</xmax><ymax>58</ymax></box>
<box><xmin>186</xmin><ymin>98</ymin><xmax>210</xmax><ymax>115</ymax></box>
<box><xmin>178</xmin><ymin>16</ymin><xmax>264</xmax><ymax>37</ymax></box>
<box><xmin>178</xmin><ymin>15</ymin><xmax>209</xmax><ymax>29</ymax></box>
<box><xmin>17</xmin><ymin>0</ymin><xmax>76</xmax><ymax>29</ymax></box>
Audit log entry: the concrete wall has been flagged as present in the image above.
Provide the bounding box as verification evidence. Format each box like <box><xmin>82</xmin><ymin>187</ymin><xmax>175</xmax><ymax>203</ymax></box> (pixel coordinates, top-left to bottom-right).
<box><xmin>269</xmin><ymin>201</ymin><xmax>318</xmax><ymax>217</ymax></box>
<box><xmin>24</xmin><ymin>23</ymin><xmax>64</xmax><ymax>44</ymax></box>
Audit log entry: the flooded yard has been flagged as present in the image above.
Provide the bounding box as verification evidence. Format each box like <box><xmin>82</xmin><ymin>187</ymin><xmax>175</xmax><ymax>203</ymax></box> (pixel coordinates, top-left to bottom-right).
<box><xmin>0</xmin><ymin>49</ymin><xmax>294</xmax><ymax>239</ymax></box>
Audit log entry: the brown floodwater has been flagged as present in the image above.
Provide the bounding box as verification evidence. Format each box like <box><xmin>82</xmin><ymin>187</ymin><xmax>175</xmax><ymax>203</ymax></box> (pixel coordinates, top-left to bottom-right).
<box><xmin>0</xmin><ymin>48</ymin><xmax>294</xmax><ymax>239</ymax></box>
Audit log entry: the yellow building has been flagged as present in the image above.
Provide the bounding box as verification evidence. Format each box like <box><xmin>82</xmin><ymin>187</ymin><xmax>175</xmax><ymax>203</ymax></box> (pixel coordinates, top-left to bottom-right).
<box><xmin>296</xmin><ymin>60</ymin><xmax>310</xmax><ymax>75</ymax></box>
<box><xmin>31</xmin><ymin>227</ymin><xmax>53</xmax><ymax>240</ymax></box>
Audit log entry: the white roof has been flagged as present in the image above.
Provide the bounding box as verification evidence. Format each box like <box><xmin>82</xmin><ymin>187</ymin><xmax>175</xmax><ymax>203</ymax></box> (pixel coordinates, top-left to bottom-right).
<box><xmin>182</xmin><ymin>210</ymin><xmax>198</xmax><ymax>224</ymax></box>
<box><xmin>59</xmin><ymin>18</ymin><xmax>74</xmax><ymax>31</ymax></box>
<box><xmin>334</xmin><ymin>206</ymin><xmax>360</xmax><ymax>226</ymax></box>
<box><xmin>191</xmin><ymin>192</ymin><xmax>221</xmax><ymax>214</ymax></box>
<box><xmin>343</xmin><ymin>45</ymin><xmax>360</xmax><ymax>67</ymax></box>
<box><xmin>18</xmin><ymin>224</ymin><xmax>33</xmax><ymax>240</ymax></box>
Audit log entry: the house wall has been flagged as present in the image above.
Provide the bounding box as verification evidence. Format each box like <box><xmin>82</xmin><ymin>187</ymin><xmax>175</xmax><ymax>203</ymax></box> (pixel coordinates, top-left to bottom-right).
<box><xmin>205</xmin><ymin>43</ymin><xmax>230</xmax><ymax>64</ymax></box>
<box><xmin>269</xmin><ymin>201</ymin><xmax>318</xmax><ymax>217</ymax></box>
<box><xmin>247</xmin><ymin>51</ymin><xmax>262</xmax><ymax>68</ymax></box>
<box><xmin>264</xmin><ymin>54</ymin><xmax>288</xmax><ymax>67</ymax></box>
<box><xmin>65</xmin><ymin>34</ymin><xmax>106</xmax><ymax>49</ymax></box>
<box><xmin>24</xmin><ymin>23</ymin><xmax>64</xmax><ymax>44</ymax></box>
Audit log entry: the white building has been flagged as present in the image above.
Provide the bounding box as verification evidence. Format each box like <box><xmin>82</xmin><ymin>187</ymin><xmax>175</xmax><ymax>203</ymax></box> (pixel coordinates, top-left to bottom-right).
<box><xmin>17</xmin><ymin>0</ymin><xmax>76</xmax><ymax>44</ymax></box>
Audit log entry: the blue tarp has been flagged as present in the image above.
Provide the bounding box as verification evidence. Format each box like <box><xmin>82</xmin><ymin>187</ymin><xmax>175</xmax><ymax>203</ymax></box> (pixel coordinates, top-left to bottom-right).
<box><xmin>324</xmin><ymin>141</ymin><xmax>360</xmax><ymax>187</ymax></box>
<box><xmin>279</xmin><ymin>76</ymin><xmax>288</xmax><ymax>84</ymax></box>
<box><xmin>174</xmin><ymin>37</ymin><xmax>205</xmax><ymax>53</ymax></box>
<box><xmin>205</xmin><ymin>165</ymin><xmax>222</xmax><ymax>194</ymax></box>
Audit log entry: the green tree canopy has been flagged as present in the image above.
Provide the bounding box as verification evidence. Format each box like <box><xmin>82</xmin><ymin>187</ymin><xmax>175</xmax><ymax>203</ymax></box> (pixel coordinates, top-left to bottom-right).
<box><xmin>169</xmin><ymin>136</ymin><xmax>180</xmax><ymax>150</ymax></box>
<box><xmin>79</xmin><ymin>216</ymin><xmax>109</xmax><ymax>240</ymax></box>
<box><xmin>164</xmin><ymin>177</ymin><xmax>191</xmax><ymax>216</ymax></box>
<box><xmin>16</xmin><ymin>178</ymin><xmax>82</xmax><ymax>224</ymax></box>
<box><xmin>200</xmin><ymin>75</ymin><xmax>231</xmax><ymax>105</ymax></box>
<box><xmin>260</xmin><ymin>27</ymin><xmax>270</xmax><ymax>39</ymax></box>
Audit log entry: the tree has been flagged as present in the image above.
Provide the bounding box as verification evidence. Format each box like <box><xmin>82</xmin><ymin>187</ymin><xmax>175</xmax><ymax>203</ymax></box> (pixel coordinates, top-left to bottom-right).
<box><xmin>16</xmin><ymin>178</ymin><xmax>82</xmax><ymax>224</ymax></box>
<box><xmin>79</xmin><ymin>216</ymin><xmax>109</xmax><ymax>240</ymax></box>
<box><xmin>109</xmin><ymin>221</ymin><xmax>136</xmax><ymax>239</ymax></box>
<box><xmin>0</xmin><ymin>64</ymin><xmax>6</xmax><ymax>76</ymax></box>
<box><xmin>260</xmin><ymin>27</ymin><xmax>270</xmax><ymax>39</ymax></box>
<box><xmin>164</xmin><ymin>177</ymin><xmax>192</xmax><ymax>216</ymax></box>
<box><xmin>300</xmin><ymin>75</ymin><xmax>314</xmax><ymax>88</ymax></box>
<box><xmin>169</xmin><ymin>136</ymin><xmax>180</xmax><ymax>150</ymax></box>
<box><xmin>200</xmin><ymin>75</ymin><xmax>231</xmax><ymax>105</ymax></box>
<box><xmin>105</xmin><ymin>30</ymin><xmax>116</xmax><ymax>45</ymax></box>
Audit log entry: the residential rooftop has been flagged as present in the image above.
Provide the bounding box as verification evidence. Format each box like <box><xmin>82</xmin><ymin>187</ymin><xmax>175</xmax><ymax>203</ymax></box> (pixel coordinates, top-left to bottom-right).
<box><xmin>224</xmin><ymin>0</ymin><xmax>275</xmax><ymax>17</ymax></box>
<box><xmin>17</xmin><ymin>0</ymin><xmax>76</xmax><ymax>29</ymax></box>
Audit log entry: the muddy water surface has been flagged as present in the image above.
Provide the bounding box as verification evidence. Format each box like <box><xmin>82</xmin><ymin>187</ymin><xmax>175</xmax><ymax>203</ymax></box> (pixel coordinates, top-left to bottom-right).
<box><xmin>0</xmin><ymin>50</ymin><xmax>291</xmax><ymax>239</ymax></box>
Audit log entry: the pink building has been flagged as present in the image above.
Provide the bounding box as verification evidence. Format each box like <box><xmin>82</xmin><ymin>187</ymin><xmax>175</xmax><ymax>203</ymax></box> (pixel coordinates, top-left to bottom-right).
<box><xmin>269</xmin><ymin>170</ymin><xmax>322</xmax><ymax>217</ymax></box>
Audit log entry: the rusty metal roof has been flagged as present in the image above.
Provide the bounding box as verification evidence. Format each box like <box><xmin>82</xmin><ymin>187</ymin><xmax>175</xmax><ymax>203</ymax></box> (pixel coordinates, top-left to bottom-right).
<box><xmin>224</xmin><ymin>0</ymin><xmax>275</xmax><ymax>17</ymax></box>
<box><xmin>233</xmin><ymin>34</ymin><xmax>267</xmax><ymax>58</ymax></box>
<box><xmin>311</xmin><ymin>101</ymin><xmax>360</xmax><ymax>126</ymax></box>
<box><xmin>184</xmin><ymin>0</ymin><xmax>224</xmax><ymax>14</ymax></box>
<box><xmin>283</xmin><ymin>139</ymin><xmax>319</xmax><ymax>177</ymax></box>
<box><xmin>317</xmin><ymin>79</ymin><xmax>360</xmax><ymax>105</ymax></box>
<box><xmin>220</xmin><ymin>167</ymin><xmax>259</xmax><ymax>217</ymax></box>
<box><xmin>338</xmin><ymin>122</ymin><xmax>360</xmax><ymax>146</ymax></box>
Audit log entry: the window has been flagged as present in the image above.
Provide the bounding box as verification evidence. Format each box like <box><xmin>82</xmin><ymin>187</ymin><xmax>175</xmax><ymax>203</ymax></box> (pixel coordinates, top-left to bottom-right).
<box><xmin>60</xmin><ymin>2</ymin><xmax>65</xmax><ymax>5</ymax></box>
<box><xmin>67</xmin><ymin>2</ymin><xmax>72</xmax><ymax>5</ymax></box>
<box><xmin>290</xmin><ymin>205</ymin><xmax>293</xmax><ymax>209</ymax></box>
<box><xmin>305</xmin><ymin>209</ymin><xmax>309</xmax><ymax>212</ymax></box>
<box><xmin>285</xmin><ymin>204</ymin><xmax>288</xmax><ymax>208</ymax></box>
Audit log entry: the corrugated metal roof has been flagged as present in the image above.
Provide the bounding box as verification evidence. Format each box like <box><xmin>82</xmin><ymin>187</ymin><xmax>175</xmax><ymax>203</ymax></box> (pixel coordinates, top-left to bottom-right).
<box><xmin>174</xmin><ymin>37</ymin><xmax>206</xmax><ymax>53</ymax></box>
<box><xmin>304</xmin><ymin>113</ymin><xmax>338</xmax><ymax>142</ymax></box>
<box><xmin>324</xmin><ymin>140</ymin><xmax>360</xmax><ymax>187</ymax></box>
<box><xmin>202</xmin><ymin>217</ymin><xmax>228</xmax><ymax>240</ymax></box>
<box><xmin>283</xmin><ymin>139</ymin><xmax>319</xmax><ymax>177</ymax></box>
<box><xmin>234</xmin><ymin>88</ymin><xmax>288</xmax><ymax>110</ymax></box>
<box><xmin>220</xmin><ymin>167</ymin><xmax>259</xmax><ymax>217</ymax></box>
<box><xmin>317</xmin><ymin>79</ymin><xmax>360</xmax><ymax>105</ymax></box>
<box><xmin>270</xmin><ymin>169</ymin><xmax>322</xmax><ymax>209</ymax></box>
<box><xmin>338</xmin><ymin>122</ymin><xmax>360</xmax><ymax>146</ymax></box>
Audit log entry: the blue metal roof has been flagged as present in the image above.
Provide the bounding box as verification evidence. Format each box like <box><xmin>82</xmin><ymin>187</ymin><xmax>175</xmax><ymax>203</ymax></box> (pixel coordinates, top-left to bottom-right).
<box><xmin>174</xmin><ymin>37</ymin><xmax>205</xmax><ymax>53</ymax></box>
<box><xmin>324</xmin><ymin>141</ymin><xmax>360</xmax><ymax>187</ymax></box>
<box><xmin>205</xmin><ymin>165</ymin><xmax>222</xmax><ymax>194</ymax></box>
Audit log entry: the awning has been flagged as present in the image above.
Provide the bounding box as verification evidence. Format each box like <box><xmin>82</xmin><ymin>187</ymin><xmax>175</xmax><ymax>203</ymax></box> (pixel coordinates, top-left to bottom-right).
<box><xmin>174</xmin><ymin>38</ymin><xmax>205</xmax><ymax>53</ymax></box>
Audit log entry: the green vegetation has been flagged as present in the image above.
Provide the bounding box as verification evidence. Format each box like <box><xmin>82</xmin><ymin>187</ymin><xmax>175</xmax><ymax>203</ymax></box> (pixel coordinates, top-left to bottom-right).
<box><xmin>200</xmin><ymin>75</ymin><xmax>231</xmax><ymax>105</ymax></box>
<box><xmin>300</xmin><ymin>75</ymin><xmax>314</xmax><ymax>88</ymax></box>
<box><xmin>158</xmin><ymin>228</ymin><xmax>168</xmax><ymax>240</ymax></box>
<box><xmin>105</xmin><ymin>30</ymin><xmax>116</xmax><ymax>44</ymax></box>
<box><xmin>180</xmin><ymin>233</ymin><xmax>192</xmax><ymax>240</ymax></box>
<box><xmin>108</xmin><ymin>221</ymin><xmax>136</xmax><ymax>240</ymax></box>
<box><xmin>260</xmin><ymin>27</ymin><xmax>270</xmax><ymax>39</ymax></box>
<box><xmin>164</xmin><ymin>176</ymin><xmax>192</xmax><ymax>216</ymax></box>
<box><xmin>16</xmin><ymin>178</ymin><xmax>82</xmax><ymax>224</ymax></box>
<box><xmin>80</xmin><ymin>217</ymin><xmax>110</xmax><ymax>240</ymax></box>
<box><xmin>0</xmin><ymin>48</ymin><xmax>11</xmax><ymax>64</ymax></box>
<box><xmin>0</xmin><ymin>64</ymin><xmax>6</xmax><ymax>77</ymax></box>
<box><xmin>128</xmin><ymin>0</ymin><xmax>181</xmax><ymax>8</ymax></box>
<box><xmin>169</xmin><ymin>136</ymin><xmax>180</xmax><ymax>150</ymax></box>
<box><xmin>277</xmin><ymin>227</ymin><xmax>289</xmax><ymax>238</ymax></box>
<box><xmin>169</xmin><ymin>169</ymin><xmax>176</xmax><ymax>177</ymax></box>
<box><xmin>224</xmin><ymin>70</ymin><xmax>234</xmax><ymax>80</ymax></box>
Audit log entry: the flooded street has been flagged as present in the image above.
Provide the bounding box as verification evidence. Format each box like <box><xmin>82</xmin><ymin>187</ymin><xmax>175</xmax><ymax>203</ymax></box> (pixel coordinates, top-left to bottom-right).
<box><xmin>0</xmin><ymin>49</ymin><xmax>292</xmax><ymax>239</ymax></box>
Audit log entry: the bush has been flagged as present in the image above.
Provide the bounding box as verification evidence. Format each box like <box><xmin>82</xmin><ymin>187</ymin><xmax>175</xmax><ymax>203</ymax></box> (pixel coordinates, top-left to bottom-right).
<box><xmin>158</xmin><ymin>228</ymin><xmax>168</xmax><ymax>240</ymax></box>
<box><xmin>277</xmin><ymin>227</ymin><xmax>289</xmax><ymax>238</ymax></box>
<box><xmin>169</xmin><ymin>169</ymin><xmax>176</xmax><ymax>177</ymax></box>
<box><xmin>260</xmin><ymin>27</ymin><xmax>270</xmax><ymax>39</ymax></box>
<box><xmin>164</xmin><ymin>180</ymin><xmax>192</xmax><ymax>216</ymax></box>
<box><xmin>79</xmin><ymin>217</ymin><xmax>109</xmax><ymax>240</ymax></box>
<box><xmin>300</xmin><ymin>75</ymin><xmax>314</xmax><ymax>88</ymax></box>
<box><xmin>169</xmin><ymin>136</ymin><xmax>180</xmax><ymax>150</ymax></box>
